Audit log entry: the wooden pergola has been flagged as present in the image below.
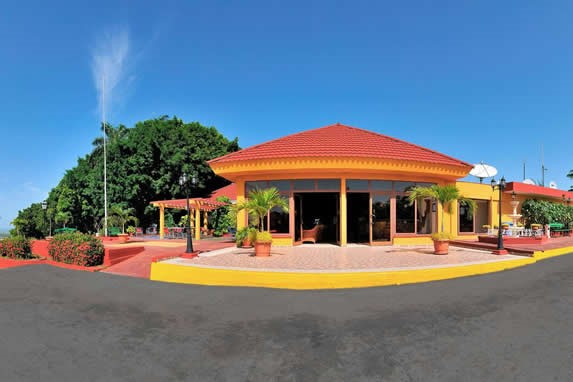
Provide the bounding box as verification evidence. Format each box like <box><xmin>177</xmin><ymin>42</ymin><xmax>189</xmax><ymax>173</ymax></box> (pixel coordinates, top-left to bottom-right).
<box><xmin>150</xmin><ymin>183</ymin><xmax>237</xmax><ymax>240</ymax></box>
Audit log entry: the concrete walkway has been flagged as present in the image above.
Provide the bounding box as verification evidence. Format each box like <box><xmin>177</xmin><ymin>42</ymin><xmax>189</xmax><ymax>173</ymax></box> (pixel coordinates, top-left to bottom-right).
<box><xmin>164</xmin><ymin>244</ymin><xmax>523</xmax><ymax>272</ymax></box>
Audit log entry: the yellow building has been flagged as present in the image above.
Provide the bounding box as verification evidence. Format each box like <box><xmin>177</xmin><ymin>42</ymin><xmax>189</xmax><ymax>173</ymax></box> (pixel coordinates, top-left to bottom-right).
<box><xmin>208</xmin><ymin>123</ymin><xmax>572</xmax><ymax>246</ymax></box>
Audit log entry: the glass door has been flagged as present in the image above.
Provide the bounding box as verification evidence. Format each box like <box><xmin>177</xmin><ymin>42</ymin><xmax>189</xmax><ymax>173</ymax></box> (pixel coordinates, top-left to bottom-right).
<box><xmin>371</xmin><ymin>194</ymin><xmax>391</xmax><ymax>243</ymax></box>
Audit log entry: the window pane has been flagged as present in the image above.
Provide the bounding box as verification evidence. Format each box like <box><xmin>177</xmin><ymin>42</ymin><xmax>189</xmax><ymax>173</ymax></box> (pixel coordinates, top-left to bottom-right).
<box><xmin>416</xmin><ymin>198</ymin><xmax>433</xmax><ymax>234</ymax></box>
<box><xmin>269</xmin><ymin>180</ymin><xmax>291</xmax><ymax>192</ymax></box>
<box><xmin>246</xmin><ymin>181</ymin><xmax>268</xmax><ymax>192</ymax></box>
<box><xmin>347</xmin><ymin>179</ymin><xmax>369</xmax><ymax>191</ymax></box>
<box><xmin>395</xmin><ymin>181</ymin><xmax>416</xmax><ymax>193</ymax></box>
<box><xmin>317</xmin><ymin>179</ymin><xmax>340</xmax><ymax>190</ymax></box>
<box><xmin>416</xmin><ymin>182</ymin><xmax>435</xmax><ymax>188</ymax></box>
<box><xmin>371</xmin><ymin>180</ymin><xmax>392</xmax><ymax>191</ymax></box>
<box><xmin>396</xmin><ymin>195</ymin><xmax>415</xmax><ymax>233</ymax></box>
<box><xmin>269</xmin><ymin>206</ymin><xmax>289</xmax><ymax>233</ymax></box>
<box><xmin>293</xmin><ymin>179</ymin><xmax>315</xmax><ymax>190</ymax></box>
<box><xmin>459</xmin><ymin>201</ymin><xmax>474</xmax><ymax>233</ymax></box>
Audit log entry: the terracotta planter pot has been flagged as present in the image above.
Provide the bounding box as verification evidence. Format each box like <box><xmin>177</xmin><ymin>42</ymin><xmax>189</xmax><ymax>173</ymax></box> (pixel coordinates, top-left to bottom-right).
<box><xmin>254</xmin><ymin>241</ymin><xmax>271</xmax><ymax>257</ymax></box>
<box><xmin>433</xmin><ymin>240</ymin><xmax>449</xmax><ymax>255</ymax></box>
<box><xmin>242</xmin><ymin>238</ymin><xmax>252</xmax><ymax>248</ymax></box>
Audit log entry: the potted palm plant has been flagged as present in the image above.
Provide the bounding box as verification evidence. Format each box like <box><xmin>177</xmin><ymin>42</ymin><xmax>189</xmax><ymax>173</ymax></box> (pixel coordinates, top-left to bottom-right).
<box><xmin>408</xmin><ymin>184</ymin><xmax>476</xmax><ymax>255</ymax></box>
<box><xmin>235</xmin><ymin>187</ymin><xmax>288</xmax><ymax>257</ymax></box>
<box><xmin>235</xmin><ymin>227</ymin><xmax>257</xmax><ymax>248</ymax></box>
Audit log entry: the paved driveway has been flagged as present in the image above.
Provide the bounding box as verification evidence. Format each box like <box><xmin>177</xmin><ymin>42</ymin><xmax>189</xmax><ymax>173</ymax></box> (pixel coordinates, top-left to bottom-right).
<box><xmin>1</xmin><ymin>255</ymin><xmax>573</xmax><ymax>381</ymax></box>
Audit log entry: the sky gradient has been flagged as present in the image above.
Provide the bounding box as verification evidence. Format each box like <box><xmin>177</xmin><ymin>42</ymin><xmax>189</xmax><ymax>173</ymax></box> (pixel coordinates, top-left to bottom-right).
<box><xmin>1</xmin><ymin>0</ymin><xmax>572</xmax><ymax>229</ymax></box>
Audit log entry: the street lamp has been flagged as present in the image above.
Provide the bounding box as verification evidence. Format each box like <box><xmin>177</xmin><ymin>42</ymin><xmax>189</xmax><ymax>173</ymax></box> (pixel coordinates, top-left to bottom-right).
<box><xmin>491</xmin><ymin>177</ymin><xmax>507</xmax><ymax>254</ymax></box>
<box><xmin>41</xmin><ymin>200</ymin><xmax>50</xmax><ymax>237</ymax></box>
<box><xmin>179</xmin><ymin>173</ymin><xmax>198</xmax><ymax>254</ymax></box>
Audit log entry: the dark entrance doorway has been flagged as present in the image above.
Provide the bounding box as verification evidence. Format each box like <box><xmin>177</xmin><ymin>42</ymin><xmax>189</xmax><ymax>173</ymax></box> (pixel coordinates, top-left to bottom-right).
<box><xmin>347</xmin><ymin>193</ymin><xmax>370</xmax><ymax>243</ymax></box>
<box><xmin>294</xmin><ymin>193</ymin><xmax>339</xmax><ymax>244</ymax></box>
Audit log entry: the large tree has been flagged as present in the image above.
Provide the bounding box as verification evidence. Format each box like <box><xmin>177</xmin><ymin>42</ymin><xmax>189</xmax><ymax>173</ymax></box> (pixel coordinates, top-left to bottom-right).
<box><xmin>12</xmin><ymin>116</ymin><xmax>239</xmax><ymax>237</ymax></box>
<box><xmin>568</xmin><ymin>169</ymin><xmax>573</xmax><ymax>191</ymax></box>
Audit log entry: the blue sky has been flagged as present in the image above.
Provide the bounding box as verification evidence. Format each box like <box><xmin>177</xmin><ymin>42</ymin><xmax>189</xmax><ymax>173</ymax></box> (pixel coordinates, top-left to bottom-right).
<box><xmin>1</xmin><ymin>0</ymin><xmax>573</xmax><ymax>229</ymax></box>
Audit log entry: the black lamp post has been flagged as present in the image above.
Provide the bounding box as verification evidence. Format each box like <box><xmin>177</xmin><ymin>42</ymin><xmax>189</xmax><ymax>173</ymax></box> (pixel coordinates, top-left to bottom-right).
<box><xmin>41</xmin><ymin>200</ymin><xmax>48</xmax><ymax>237</ymax></box>
<box><xmin>179</xmin><ymin>173</ymin><xmax>197</xmax><ymax>254</ymax></box>
<box><xmin>491</xmin><ymin>177</ymin><xmax>507</xmax><ymax>253</ymax></box>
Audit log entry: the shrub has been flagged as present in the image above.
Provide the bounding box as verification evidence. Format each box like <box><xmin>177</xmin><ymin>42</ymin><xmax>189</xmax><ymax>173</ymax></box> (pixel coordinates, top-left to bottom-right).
<box><xmin>521</xmin><ymin>199</ymin><xmax>573</xmax><ymax>227</ymax></box>
<box><xmin>235</xmin><ymin>227</ymin><xmax>249</xmax><ymax>246</ymax></box>
<box><xmin>431</xmin><ymin>232</ymin><xmax>454</xmax><ymax>241</ymax></box>
<box><xmin>0</xmin><ymin>236</ymin><xmax>33</xmax><ymax>259</ymax></box>
<box><xmin>248</xmin><ymin>228</ymin><xmax>258</xmax><ymax>243</ymax></box>
<box><xmin>48</xmin><ymin>232</ymin><xmax>104</xmax><ymax>266</ymax></box>
<box><xmin>256</xmin><ymin>231</ymin><xmax>273</xmax><ymax>243</ymax></box>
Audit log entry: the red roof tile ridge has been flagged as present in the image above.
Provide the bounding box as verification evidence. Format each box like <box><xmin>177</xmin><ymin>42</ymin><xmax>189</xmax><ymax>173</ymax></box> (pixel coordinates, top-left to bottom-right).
<box><xmin>208</xmin><ymin>123</ymin><xmax>341</xmax><ymax>164</ymax></box>
<box><xmin>338</xmin><ymin>124</ymin><xmax>472</xmax><ymax>167</ymax></box>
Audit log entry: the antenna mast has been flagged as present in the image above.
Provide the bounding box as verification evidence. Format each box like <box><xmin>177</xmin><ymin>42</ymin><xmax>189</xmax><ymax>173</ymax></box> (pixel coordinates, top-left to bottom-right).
<box><xmin>541</xmin><ymin>144</ymin><xmax>548</xmax><ymax>187</ymax></box>
<box><xmin>102</xmin><ymin>75</ymin><xmax>108</xmax><ymax>237</ymax></box>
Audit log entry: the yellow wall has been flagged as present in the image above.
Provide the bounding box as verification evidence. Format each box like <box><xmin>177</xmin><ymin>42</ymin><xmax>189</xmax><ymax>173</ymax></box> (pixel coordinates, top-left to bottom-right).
<box><xmin>211</xmin><ymin>156</ymin><xmax>502</xmax><ymax>246</ymax></box>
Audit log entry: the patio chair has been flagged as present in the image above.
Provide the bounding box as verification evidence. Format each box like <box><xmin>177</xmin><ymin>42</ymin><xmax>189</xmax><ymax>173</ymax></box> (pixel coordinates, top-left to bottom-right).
<box><xmin>302</xmin><ymin>224</ymin><xmax>324</xmax><ymax>244</ymax></box>
<box><xmin>135</xmin><ymin>227</ymin><xmax>143</xmax><ymax>237</ymax></box>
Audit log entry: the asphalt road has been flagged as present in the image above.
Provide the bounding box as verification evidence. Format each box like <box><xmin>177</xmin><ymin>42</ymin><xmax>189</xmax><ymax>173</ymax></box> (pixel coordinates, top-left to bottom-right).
<box><xmin>1</xmin><ymin>256</ymin><xmax>573</xmax><ymax>382</ymax></box>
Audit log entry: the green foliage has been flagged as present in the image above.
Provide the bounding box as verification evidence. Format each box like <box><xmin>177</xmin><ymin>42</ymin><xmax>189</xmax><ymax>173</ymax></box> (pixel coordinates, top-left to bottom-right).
<box><xmin>55</xmin><ymin>211</ymin><xmax>72</xmax><ymax>228</ymax></box>
<box><xmin>235</xmin><ymin>227</ymin><xmax>257</xmax><ymax>246</ymax></box>
<box><xmin>10</xmin><ymin>203</ymin><xmax>49</xmax><ymax>238</ymax></box>
<box><xmin>234</xmin><ymin>188</ymin><xmax>289</xmax><ymax>232</ymax></box>
<box><xmin>521</xmin><ymin>199</ymin><xmax>573</xmax><ymax>227</ymax></box>
<box><xmin>164</xmin><ymin>212</ymin><xmax>175</xmax><ymax>228</ymax></box>
<box><xmin>248</xmin><ymin>227</ymin><xmax>257</xmax><ymax>242</ymax></box>
<box><xmin>126</xmin><ymin>226</ymin><xmax>136</xmax><ymax>235</ymax></box>
<box><xmin>12</xmin><ymin>116</ymin><xmax>239</xmax><ymax>236</ymax></box>
<box><xmin>210</xmin><ymin>196</ymin><xmax>235</xmax><ymax>236</ymax></box>
<box><xmin>48</xmin><ymin>232</ymin><xmax>104</xmax><ymax>266</ymax></box>
<box><xmin>408</xmin><ymin>184</ymin><xmax>476</xmax><ymax>233</ymax></box>
<box><xmin>256</xmin><ymin>231</ymin><xmax>273</xmax><ymax>243</ymax></box>
<box><xmin>109</xmin><ymin>204</ymin><xmax>137</xmax><ymax>234</ymax></box>
<box><xmin>235</xmin><ymin>227</ymin><xmax>249</xmax><ymax>246</ymax></box>
<box><xmin>431</xmin><ymin>232</ymin><xmax>454</xmax><ymax>241</ymax></box>
<box><xmin>0</xmin><ymin>236</ymin><xmax>33</xmax><ymax>259</ymax></box>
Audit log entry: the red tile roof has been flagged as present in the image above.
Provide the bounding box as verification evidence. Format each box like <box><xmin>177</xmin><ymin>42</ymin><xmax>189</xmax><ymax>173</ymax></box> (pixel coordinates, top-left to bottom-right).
<box><xmin>207</xmin><ymin>183</ymin><xmax>237</xmax><ymax>201</ymax></box>
<box><xmin>209</xmin><ymin>123</ymin><xmax>471</xmax><ymax>168</ymax></box>
<box><xmin>150</xmin><ymin>183</ymin><xmax>237</xmax><ymax>210</ymax></box>
<box><xmin>506</xmin><ymin>182</ymin><xmax>573</xmax><ymax>201</ymax></box>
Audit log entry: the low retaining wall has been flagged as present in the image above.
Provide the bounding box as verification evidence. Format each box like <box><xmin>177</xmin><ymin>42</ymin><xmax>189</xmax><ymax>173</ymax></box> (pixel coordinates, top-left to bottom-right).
<box><xmin>478</xmin><ymin>235</ymin><xmax>548</xmax><ymax>245</ymax></box>
<box><xmin>103</xmin><ymin>246</ymin><xmax>145</xmax><ymax>266</ymax></box>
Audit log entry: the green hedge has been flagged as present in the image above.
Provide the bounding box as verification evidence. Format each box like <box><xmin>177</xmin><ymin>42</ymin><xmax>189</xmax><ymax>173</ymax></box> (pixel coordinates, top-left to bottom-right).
<box><xmin>48</xmin><ymin>232</ymin><xmax>104</xmax><ymax>266</ymax></box>
<box><xmin>521</xmin><ymin>199</ymin><xmax>573</xmax><ymax>227</ymax></box>
<box><xmin>0</xmin><ymin>236</ymin><xmax>33</xmax><ymax>259</ymax></box>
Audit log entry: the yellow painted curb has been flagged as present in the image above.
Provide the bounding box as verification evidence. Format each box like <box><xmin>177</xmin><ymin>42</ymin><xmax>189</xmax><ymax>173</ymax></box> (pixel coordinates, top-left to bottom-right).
<box><xmin>533</xmin><ymin>245</ymin><xmax>573</xmax><ymax>261</ymax></box>
<box><xmin>150</xmin><ymin>257</ymin><xmax>536</xmax><ymax>290</ymax></box>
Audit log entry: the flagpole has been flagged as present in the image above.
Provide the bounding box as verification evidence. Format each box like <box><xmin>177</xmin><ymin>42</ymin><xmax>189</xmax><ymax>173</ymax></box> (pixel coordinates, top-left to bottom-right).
<box><xmin>102</xmin><ymin>75</ymin><xmax>108</xmax><ymax>237</ymax></box>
